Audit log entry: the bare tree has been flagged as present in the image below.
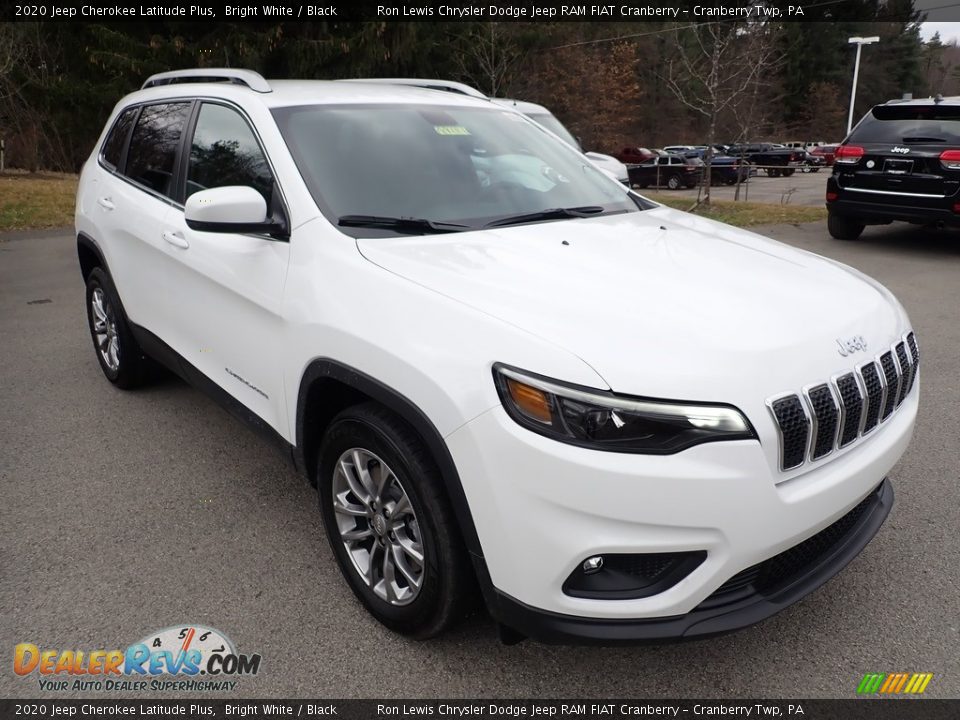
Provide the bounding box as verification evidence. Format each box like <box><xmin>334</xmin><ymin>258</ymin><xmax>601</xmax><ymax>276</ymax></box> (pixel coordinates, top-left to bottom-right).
<box><xmin>0</xmin><ymin>24</ymin><xmax>46</xmax><ymax>170</ymax></box>
<box><xmin>661</xmin><ymin>21</ymin><xmax>783</xmax><ymax>205</ymax></box>
<box><xmin>453</xmin><ymin>22</ymin><xmax>521</xmax><ymax>97</ymax></box>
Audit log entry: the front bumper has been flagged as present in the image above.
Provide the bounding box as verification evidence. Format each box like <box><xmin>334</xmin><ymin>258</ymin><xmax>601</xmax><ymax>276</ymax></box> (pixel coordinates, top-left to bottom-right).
<box><xmin>446</xmin><ymin>391</ymin><xmax>915</xmax><ymax>642</ymax></box>
<box><xmin>491</xmin><ymin>479</ymin><xmax>892</xmax><ymax>644</ymax></box>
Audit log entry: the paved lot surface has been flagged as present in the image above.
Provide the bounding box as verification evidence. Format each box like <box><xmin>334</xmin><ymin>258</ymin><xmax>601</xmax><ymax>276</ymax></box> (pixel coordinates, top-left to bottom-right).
<box><xmin>657</xmin><ymin>168</ymin><xmax>828</xmax><ymax>206</ymax></box>
<box><xmin>1</xmin><ymin>222</ymin><xmax>958</xmax><ymax>699</ymax></box>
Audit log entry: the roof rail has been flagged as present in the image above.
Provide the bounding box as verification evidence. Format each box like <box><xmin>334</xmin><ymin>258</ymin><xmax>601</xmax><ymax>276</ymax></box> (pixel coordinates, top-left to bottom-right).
<box><xmin>338</xmin><ymin>78</ymin><xmax>487</xmax><ymax>99</ymax></box>
<box><xmin>142</xmin><ymin>68</ymin><xmax>271</xmax><ymax>93</ymax></box>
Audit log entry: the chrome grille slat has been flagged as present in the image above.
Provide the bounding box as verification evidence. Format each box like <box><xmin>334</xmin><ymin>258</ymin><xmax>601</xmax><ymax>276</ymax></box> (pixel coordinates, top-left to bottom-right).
<box><xmin>769</xmin><ymin>395</ymin><xmax>810</xmax><ymax>471</ymax></box>
<box><xmin>768</xmin><ymin>333</ymin><xmax>918</xmax><ymax>472</ymax></box>
<box><xmin>859</xmin><ymin>361</ymin><xmax>883</xmax><ymax>433</ymax></box>
<box><xmin>906</xmin><ymin>332</ymin><xmax>920</xmax><ymax>393</ymax></box>
<box><xmin>834</xmin><ymin>373</ymin><xmax>863</xmax><ymax>448</ymax></box>
<box><xmin>894</xmin><ymin>342</ymin><xmax>910</xmax><ymax>407</ymax></box>
<box><xmin>879</xmin><ymin>352</ymin><xmax>899</xmax><ymax>420</ymax></box>
<box><xmin>806</xmin><ymin>384</ymin><xmax>839</xmax><ymax>460</ymax></box>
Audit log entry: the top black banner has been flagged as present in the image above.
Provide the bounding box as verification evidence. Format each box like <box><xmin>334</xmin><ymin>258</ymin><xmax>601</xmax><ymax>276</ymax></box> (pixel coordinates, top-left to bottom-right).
<box><xmin>3</xmin><ymin>0</ymin><xmax>949</xmax><ymax>23</ymax></box>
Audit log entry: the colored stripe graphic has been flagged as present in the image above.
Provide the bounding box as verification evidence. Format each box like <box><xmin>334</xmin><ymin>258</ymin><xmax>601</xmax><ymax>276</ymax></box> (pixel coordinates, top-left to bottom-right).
<box><xmin>858</xmin><ymin>672</ymin><xmax>933</xmax><ymax>694</ymax></box>
<box><xmin>857</xmin><ymin>673</ymin><xmax>885</xmax><ymax>694</ymax></box>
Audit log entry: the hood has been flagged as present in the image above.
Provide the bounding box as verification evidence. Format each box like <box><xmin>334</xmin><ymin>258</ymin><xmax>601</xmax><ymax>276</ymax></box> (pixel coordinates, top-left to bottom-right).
<box><xmin>357</xmin><ymin>206</ymin><xmax>906</xmax><ymax>404</ymax></box>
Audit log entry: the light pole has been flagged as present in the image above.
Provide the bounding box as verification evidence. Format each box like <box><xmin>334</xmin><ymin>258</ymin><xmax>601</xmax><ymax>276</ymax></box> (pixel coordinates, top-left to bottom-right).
<box><xmin>847</xmin><ymin>36</ymin><xmax>880</xmax><ymax>136</ymax></box>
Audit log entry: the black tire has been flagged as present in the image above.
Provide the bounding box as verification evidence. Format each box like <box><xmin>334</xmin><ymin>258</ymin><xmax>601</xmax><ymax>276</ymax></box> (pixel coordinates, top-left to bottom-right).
<box><xmin>782</xmin><ymin>168</ymin><xmax>796</xmax><ymax>177</ymax></box>
<box><xmin>809</xmin><ymin>167</ymin><xmax>820</xmax><ymax>174</ymax></box>
<box><xmin>317</xmin><ymin>402</ymin><xmax>472</xmax><ymax>638</ymax></box>
<box><xmin>84</xmin><ymin>267</ymin><xmax>150</xmax><ymax>389</ymax></box>
<box><xmin>667</xmin><ymin>174</ymin><xmax>682</xmax><ymax>190</ymax></box>
<box><xmin>827</xmin><ymin>212</ymin><xmax>865</xmax><ymax>240</ymax></box>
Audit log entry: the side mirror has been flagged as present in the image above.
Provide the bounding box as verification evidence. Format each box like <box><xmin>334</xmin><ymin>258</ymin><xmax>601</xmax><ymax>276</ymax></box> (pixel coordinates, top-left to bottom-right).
<box><xmin>185</xmin><ymin>186</ymin><xmax>287</xmax><ymax>238</ymax></box>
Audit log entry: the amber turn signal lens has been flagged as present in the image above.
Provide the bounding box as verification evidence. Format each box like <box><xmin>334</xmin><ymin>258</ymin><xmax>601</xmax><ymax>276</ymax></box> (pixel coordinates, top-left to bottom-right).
<box><xmin>506</xmin><ymin>379</ymin><xmax>553</xmax><ymax>424</ymax></box>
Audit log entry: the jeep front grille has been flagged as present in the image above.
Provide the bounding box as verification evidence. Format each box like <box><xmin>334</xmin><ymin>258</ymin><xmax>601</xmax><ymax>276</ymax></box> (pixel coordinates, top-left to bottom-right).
<box><xmin>767</xmin><ymin>332</ymin><xmax>918</xmax><ymax>472</ymax></box>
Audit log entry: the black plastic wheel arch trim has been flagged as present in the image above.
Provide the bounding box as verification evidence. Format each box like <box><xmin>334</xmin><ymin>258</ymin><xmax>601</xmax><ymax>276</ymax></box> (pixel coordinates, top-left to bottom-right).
<box><xmin>294</xmin><ymin>359</ymin><xmax>493</xmax><ymax>600</ymax></box>
<box><xmin>77</xmin><ymin>232</ymin><xmax>108</xmax><ymax>280</ymax></box>
<box><xmin>491</xmin><ymin>478</ymin><xmax>893</xmax><ymax>645</ymax></box>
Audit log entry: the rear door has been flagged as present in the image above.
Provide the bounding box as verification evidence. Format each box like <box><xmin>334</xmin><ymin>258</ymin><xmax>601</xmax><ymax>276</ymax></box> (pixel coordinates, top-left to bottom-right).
<box><xmin>95</xmin><ymin>101</ymin><xmax>193</xmax><ymax>336</ymax></box>
<box><xmin>837</xmin><ymin>104</ymin><xmax>960</xmax><ymax>201</ymax></box>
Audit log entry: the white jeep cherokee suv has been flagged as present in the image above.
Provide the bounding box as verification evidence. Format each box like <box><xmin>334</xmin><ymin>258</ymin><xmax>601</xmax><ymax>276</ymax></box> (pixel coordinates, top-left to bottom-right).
<box><xmin>76</xmin><ymin>69</ymin><xmax>918</xmax><ymax>644</ymax></box>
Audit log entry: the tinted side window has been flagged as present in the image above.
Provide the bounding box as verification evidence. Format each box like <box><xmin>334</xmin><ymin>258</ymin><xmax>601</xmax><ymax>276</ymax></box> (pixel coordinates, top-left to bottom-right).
<box><xmin>125</xmin><ymin>102</ymin><xmax>191</xmax><ymax>198</ymax></box>
<box><xmin>186</xmin><ymin>103</ymin><xmax>273</xmax><ymax>206</ymax></box>
<box><xmin>101</xmin><ymin>108</ymin><xmax>137</xmax><ymax>170</ymax></box>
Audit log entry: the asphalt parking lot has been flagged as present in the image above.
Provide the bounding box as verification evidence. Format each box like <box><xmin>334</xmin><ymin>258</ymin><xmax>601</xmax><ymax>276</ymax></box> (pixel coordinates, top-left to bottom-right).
<box><xmin>1</xmin><ymin>220</ymin><xmax>958</xmax><ymax>699</ymax></box>
<box><xmin>656</xmin><ymin>168</ymin><xmax>828</xmax><ymax>206</ymax></box>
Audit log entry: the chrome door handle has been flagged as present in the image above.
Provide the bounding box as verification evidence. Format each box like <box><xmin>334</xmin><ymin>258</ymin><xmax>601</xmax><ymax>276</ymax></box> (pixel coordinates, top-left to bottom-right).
<box><xmin>162</xmin><ymin>231</ymin><xmax>189</xmax><ymax>249</ymax></box>
<box><xmin>96</xmin><ymin>197</ymin><xmax>115</xmax><ymax>211</ymax></box>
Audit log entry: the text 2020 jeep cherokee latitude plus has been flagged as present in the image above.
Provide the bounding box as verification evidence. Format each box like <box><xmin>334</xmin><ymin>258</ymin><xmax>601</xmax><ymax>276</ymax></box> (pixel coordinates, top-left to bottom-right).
<box><xmin>76</xmin><ymin>69</ymin><xmax>918</xmax><ymax>644</ymax></box>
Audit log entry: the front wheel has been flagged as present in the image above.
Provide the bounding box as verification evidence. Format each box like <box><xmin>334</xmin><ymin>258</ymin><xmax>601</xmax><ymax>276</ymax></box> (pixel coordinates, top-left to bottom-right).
<box><xmin>827</xmin><ymin>212</ymin><xmax>865</xmax><ymax>240</ymax></box>
<box><xmin>666</xmin><ymin>174</ymin><xmax>682</xmax><ymax>190</ymax></box>
<box><xmin>317</xmin><ymin>403</ymin><xmax>472</xmax><ymax>638</ymax></box>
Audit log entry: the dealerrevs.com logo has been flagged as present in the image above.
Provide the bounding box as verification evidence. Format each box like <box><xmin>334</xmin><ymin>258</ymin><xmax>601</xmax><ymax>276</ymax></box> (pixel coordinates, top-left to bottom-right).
<box><xmin>14</xmin><ymin>625</ymin><xmax>261</xmax><ymax>692</ymax></box>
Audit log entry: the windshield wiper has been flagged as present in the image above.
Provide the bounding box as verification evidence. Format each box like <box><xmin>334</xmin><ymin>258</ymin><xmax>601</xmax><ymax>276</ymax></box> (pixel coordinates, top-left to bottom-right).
<box><xmin>337</xmin><ymin>215</ymin><xmax>470</xmax><ymax>234</ymax></box>
<box><xmin>902</xmin><ymin>136</ymin><xmax>947</xmax><ymax>143</ymax></box>
<box><xmin>484</xmin><ymin>206</ymin><xmax>606</xmax><ymax>228</ymax></box>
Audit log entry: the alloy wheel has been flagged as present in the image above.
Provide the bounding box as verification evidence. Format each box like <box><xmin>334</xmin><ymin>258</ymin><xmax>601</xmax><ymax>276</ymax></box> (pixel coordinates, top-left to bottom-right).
<box><xmin>332</xmin><ymin>448</ymin><xmax>425</xmax><ymax>606</ymax></box>
<box><xmin>91</xmin><ymin>287</ymin><xmax>120</xmax><ymax>372</ymax></box>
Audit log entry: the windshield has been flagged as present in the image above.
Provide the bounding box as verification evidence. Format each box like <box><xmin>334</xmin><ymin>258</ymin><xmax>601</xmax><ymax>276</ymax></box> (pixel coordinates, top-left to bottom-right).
<box><xmin>850</xmin><ymin>105</ymin><xmax>960</xmax><ymax>144</ymax></box>
<box><xmin>525</xmin><ymin>112</ymin><xmax>581</xmax><ymax>150</ymax></box>
<box><xmin>273</xmin><ymin>104</ymin><xmax>638</xmax><ymax>235</ymax></box>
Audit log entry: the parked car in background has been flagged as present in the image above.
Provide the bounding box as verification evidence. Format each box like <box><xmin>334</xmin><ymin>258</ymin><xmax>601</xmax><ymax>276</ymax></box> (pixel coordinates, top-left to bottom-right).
<box><xmin>654</xmin><ymin>147</ymin><xmax>748</xmax><ymax>185</ymax></box>
<box><xmin>782</xmin><ymin>140</ymin><xmax>828</xmax><ymax>151</ymax></box>
<box><xmin>614</xmin><ymin>146</ymin><xmax>658</xmax><ymax>164</ymax></box>
<box><xmin>827</xmin><ymin>96</ymin><xmax>960</xmax><ymax>239</ymax></box>
<box><xmin>491</xmin><ymin>98</ymin><xmax>629</xmax><ymax>185</ymax></box>
<box><xmin>629</xmin><ymin>154</ymin><xmax>702</xmax><ymax>189</ymax></box>
<box><xmin>663</xmin><ymin>145</ymin><xmax>708</xmax><ymax>158</ymax></box>
<box><xmin>726</xmin><ymin>143</ymin><xmax>803</xmax><ymax>177</ymax></box>
<box><xmin>811</xmin><ymin>144</ymin><xmax>839</xmax><ymax>166</ymax></box>
<box><xmin>799</xmin><ymin>150</ymin><xmax>827</xmax><ymax>173</ymax></box>
<box><xmin>708</xmin><ymin>155</ymin><xmax>750</xmax><ymax>185</ymax></box>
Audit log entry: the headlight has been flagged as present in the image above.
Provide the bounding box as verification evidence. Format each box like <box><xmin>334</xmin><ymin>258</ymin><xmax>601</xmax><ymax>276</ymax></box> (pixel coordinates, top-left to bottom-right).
<box><xmin>493</xmin><ymin>364</ymin><xmax>756</xmax><ymax>454</ymax></box>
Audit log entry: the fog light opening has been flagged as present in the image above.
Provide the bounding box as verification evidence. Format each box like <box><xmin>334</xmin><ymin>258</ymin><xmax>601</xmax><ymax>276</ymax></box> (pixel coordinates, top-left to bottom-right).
<box><xmin>582</xmin><ymin>556</ymin><xmax>604</xmax><ymax>575</ymax></box>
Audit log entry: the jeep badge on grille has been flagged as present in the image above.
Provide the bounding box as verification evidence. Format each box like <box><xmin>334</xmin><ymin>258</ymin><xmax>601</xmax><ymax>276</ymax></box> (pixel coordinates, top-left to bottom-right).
<box><xmin>837</xmin><ymin>335</ymin><xmax>868</xmax><ymax>356</ymax></box>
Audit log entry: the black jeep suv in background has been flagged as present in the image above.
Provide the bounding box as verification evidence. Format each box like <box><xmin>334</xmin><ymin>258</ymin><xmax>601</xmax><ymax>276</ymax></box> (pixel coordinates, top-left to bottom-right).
<box><xmin>826</xmin><ymin>98</ymin><xmax>960</xmax><ymax>239</ymax></box>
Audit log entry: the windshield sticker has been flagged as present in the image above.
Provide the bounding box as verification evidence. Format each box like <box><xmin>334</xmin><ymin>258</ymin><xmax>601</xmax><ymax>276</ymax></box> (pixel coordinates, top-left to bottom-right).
<box><xmin>434</xmin><ymin>125</ymin><xmax>471</xmax><ymax>136</ymax></box>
